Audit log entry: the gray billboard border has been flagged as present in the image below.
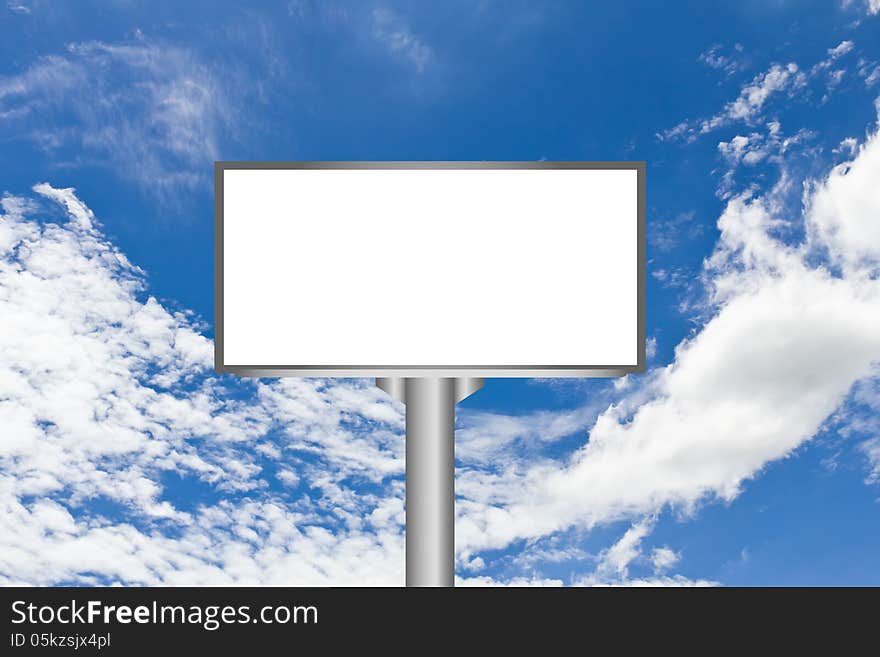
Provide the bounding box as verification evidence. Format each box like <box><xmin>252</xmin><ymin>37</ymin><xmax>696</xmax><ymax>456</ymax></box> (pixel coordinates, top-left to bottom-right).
<box><xmin>215</xmin><ymin>161</ymin><xmax>646</xmax><ymax>378</ymax></box>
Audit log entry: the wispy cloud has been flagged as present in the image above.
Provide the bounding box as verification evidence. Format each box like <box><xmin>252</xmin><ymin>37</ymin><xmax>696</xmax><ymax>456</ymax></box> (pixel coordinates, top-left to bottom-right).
<box><xmin>5</xmin><ymin>0</ymin><xmax>31</xmax><ymax>14</ymax></box>
<box><xmin>649</xmin><ymin>210</ymin><xmax>701</xmax><ymax>253</ymax></box>
<box><xmin>370</xmin><ymin>7</ymin><xmax>432</xmax><ymax>73</ymax></box>
<box><xmin>715</xmin><ymin>121</ymin><xmax>813</xmax><ymax>198</ymax></box>
<box><xmin>287</xmin><ymin>2</ymin><xmax>434</xmax><ymax>75</ymax></box>
<box><xmin>826</xmin><ymin>40</ymin><xmax>855</xmax><ymax>60</ymax></box>
<box><xmin>702</xmin><ymin>63</ymin><xmax>804</xmax><ymax>133</ymax></box>
<box><xmin>811</xmin><ymin>40</ymin><xmax>857</xmax><ymax>103</ymax></box>
<box><xmin>658</xmin><ymin>62</ymin><xmax>803</xmax><ymax>142</ymax></box>
<box><xmin>862</xmin><ymin>437</ymin><xmax>880</xmax><ymax>483</ymax></box>
<box><xmin>660</xmin><ymin>40</ymin><xmax>859</xmax><ymax>142</ymax></box>
<box><xmin>857</xmin><ymin>58</ymin><xmax>880</xmax><ymax>87</ymax></box>
<box><xmin>571</xmin><ymin>520</ymin><xmax>714</xmax><ymax>586</ymax></box>
<box><xmin>698</xmin><ymin>43</ymin><xmax>745</xmax><ymax>78</ymax></box>
<box><xmin>0</xmin><ymin>38</ymin><xmax>248</xmax><ymax>202</ymax></box>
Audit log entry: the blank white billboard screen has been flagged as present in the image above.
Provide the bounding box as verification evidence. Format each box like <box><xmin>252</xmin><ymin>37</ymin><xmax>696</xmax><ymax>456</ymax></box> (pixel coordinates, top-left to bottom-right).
<box><xmin>218</xmin><ymin>165</ymin><xmax>642</xmax><ymax>375</ymax></box>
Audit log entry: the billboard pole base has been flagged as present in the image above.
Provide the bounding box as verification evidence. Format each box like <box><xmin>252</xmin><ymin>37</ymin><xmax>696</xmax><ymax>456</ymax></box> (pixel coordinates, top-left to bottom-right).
<box><xmin>376</xmin><ymin>377</ymin><xmax>483</xmax><ymax>587</ymax></box>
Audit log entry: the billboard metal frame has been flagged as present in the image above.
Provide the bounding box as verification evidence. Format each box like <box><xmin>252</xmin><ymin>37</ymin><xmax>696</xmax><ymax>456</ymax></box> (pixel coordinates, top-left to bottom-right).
<box><xmin>214</xmin><ymin>160</ymin><xmax>646</xmax><ymax>379</ymax></box>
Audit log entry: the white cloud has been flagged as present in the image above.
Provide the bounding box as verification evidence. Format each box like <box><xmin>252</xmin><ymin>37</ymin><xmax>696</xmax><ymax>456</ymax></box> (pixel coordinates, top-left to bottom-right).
<box><xmin>649</xmin><ymin>210</ymin><xmax>701</xmax><ymax>253</ymax></box>
<box><xmin>810</xmin><ymin>42</ymin><xmax>855</xmax><ymax>102</ymax></box>
<box><xmin>1</xmin><ymin>494</ymin><xmax>408</xmax><ymax>586</ymax></box>
<box><xmin>455</xmin><ymin>110</ymin><xmax>880</xmax><ymax>556</ymax></box>
<box><xmin>718</xmin><ymin>133</ymin><xmax>769</xmax><ymax>165</ymax></box>
<box><xmin>823</xmin><ymin>69</ymin><xmax>847</xmax><ymax>102</ymax></box>
<box><xmin>806</xmin><ymin>127</ymin><xmax>880</xmax><ymax>272</ymax></box>
<box><xmin>698</xmin><ymin>44</ymin><xmax>744</xmax><ymax>77</ymax></box>
<box><xmin>651</xmin><ymin>267</ymin><xmax>690</xmax><ymax>290</ymax></box>
<box><xmin>370</xmin><ymin>8</ymin><xmax>432</xmax><ymax>73</ymax></box>
<box><xmin>701</xmin><ymin>63</ymin><xmax>803</xmax><ymax>133</ymax></box>
<box><xmin>862</xmin><ymin>437</ymin><xmax>880</xmax><ymax>483</ymax></box>
<box><xmin>843</xmin><ymin>0</ymin><xmax>880</xmax><ymax>16</ymax></box>
<box><xmin>0</xmin><ymin>185</ymin><xmax>411</xmax><ymax>585</ymax></box>
<box><xmin>6</xmin><ymin>1</ymin><xmax>30</xmax><ymax>13</ymax></box>
<box><xmin>657</xmin><ymin>120</ymin><xmax>692</xmax><ymax>142</ymax></box>
<box><xmin>858</xmin><ymin>59</ymin><xmax>880</xmax><ymax>87</ymax></box>
<box><xmin>835</xmin><ymin>137</ymin><xmax>860</xmax><ymax>156</ymax></box>
<box><xmin>0</xmin><ymin>39</ymin><xmax>246</xmax><ymax>200</ymax></box>
<box><xmin>827</xmin><ymin>41</ymin><xmax>855</xmax><ymax>61</ymax></box>
<box><xmin>662</xmin><ymin>40</ymin><xmax>860</xmax><ymax>142</ymax></box>
<box><xmin>715</xmin><ymin>121</ymin><xmax>814</xmax><ymax>199</ymax></box>
<box><xmin>455</xmin><ymin>405</ymin><xmax>596</xmax><ymax>466</ymax></box>
<box><xmin>596</xmin><ymin>519</ymin><xmax>652</xmax><ymax>577</ymax></box>
<box><xmin>584</xmin><ymin>575</ymin><xmax>715</xmax><ymax>587</ymax></box>
<box><xmin>570</xmin><ymin>520</ymin><xmax>713</xmax><ymax>586</ymax></box>
<box><xmin>833</xmin><ymin>378</ymin><xmax>880</xmax><ymax>482</ymax></box>
<box><xmin>659</xmin><ymin>61</ymin><xmax>805</xmax><ymax>141</ymax></box>
<box><xmin>458</xmin><ymin>575</ymin><xmax>564</xmax><ymax>587</ymax></box>
<box><xmin>286</xmin><ymin>2</ymin><xmax>435</xmax><ymax>76</ymax></box>
<box><xmin>0</xmin><ymin>185</ymin><xmax>261</xmax><ymax>509</ymax></box>
<box><xmin>651</xmin><ymin>546</ymin><xmax>680</xmax><ymax>572</ymax></box>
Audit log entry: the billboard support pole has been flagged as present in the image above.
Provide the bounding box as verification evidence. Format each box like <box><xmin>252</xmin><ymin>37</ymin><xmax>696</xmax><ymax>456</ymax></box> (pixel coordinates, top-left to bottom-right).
<box><xmin>377</xmin><ymin>377</ymin><xmax>483</xmax><ymax>587</ymax></box>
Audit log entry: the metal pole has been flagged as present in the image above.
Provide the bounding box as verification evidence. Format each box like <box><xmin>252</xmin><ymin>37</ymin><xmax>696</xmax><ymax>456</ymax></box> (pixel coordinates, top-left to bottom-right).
<box><xmin>405</xmin><ymin>378</ymin><xmax>455</xmax><ymax>587</ymax></box>
<box><xmin>376</xmin><ymin>376</ymin><xmax>483</xmax><ymax>587</ymax></box>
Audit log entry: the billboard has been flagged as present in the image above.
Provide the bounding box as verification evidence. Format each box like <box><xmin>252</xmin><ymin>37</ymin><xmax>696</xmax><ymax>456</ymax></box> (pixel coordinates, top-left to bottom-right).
<box><xmin>215</xmin><ymin>162</ymin><xmax>644</xmax><ymax>378</ymax></box>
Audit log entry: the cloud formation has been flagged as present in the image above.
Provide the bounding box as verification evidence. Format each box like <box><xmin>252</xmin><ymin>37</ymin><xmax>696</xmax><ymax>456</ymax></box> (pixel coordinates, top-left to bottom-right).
<box><xmin>455</xmin><ymin>111</ymin><xmax>880</xmax><ymax>556</ymax></box>
<box><xmin>370</xmin><ymin>7</ymin><xmax>432</xmax><ymax>73</ymax></box>
<box><xmin>698</xmin><ymin>43</ymin><xmax>744</xmax><ymax>78</ymax></box>
<box><xmin>0</xmin><ymin>39</ymin><xmax>245</xmax><ymax>200</ymax></box>
<box><xmin>660</xmin><ymin>41</ymin><xmax>858</xmax><ymax>142</ymax></box>
<box><xmin>2</xmin><ymin>26</ymin><xmax>880</xmax><ymax>585</ymax></box>
<box><xmin>4</xmin><ymin>114</ymin><xmax>880</xmax><ymax>584</ymax></box>
<box><xmin>3</xmin><ymin>184</ymin><xmax>686</xmax><ymax>586</ymax></box>
<box><xmin>0</xmin><ymin>186</ymin><xmax>410</xmax><ymax>584</ymax></box>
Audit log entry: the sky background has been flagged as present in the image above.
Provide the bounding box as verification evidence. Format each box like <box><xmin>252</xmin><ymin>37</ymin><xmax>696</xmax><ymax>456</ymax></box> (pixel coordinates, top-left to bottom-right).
<box><xmin>1</xmin><ymin>0</ymin><xmax>879</xmax><ymax>586</ymax></box>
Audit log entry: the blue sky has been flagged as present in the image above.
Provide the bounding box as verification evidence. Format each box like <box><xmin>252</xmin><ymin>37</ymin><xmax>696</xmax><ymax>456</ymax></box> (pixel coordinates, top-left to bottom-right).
<box><xmin>1</xmin><ymin>0</ymin><xmax>879</xmax><ymax>585</ymax></box>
